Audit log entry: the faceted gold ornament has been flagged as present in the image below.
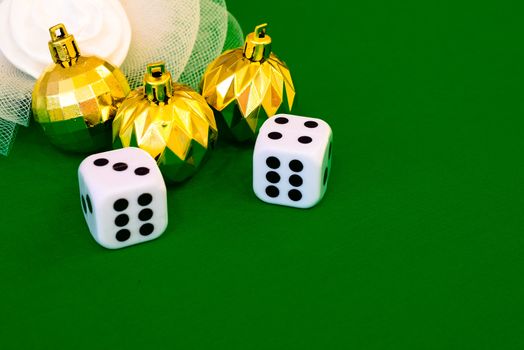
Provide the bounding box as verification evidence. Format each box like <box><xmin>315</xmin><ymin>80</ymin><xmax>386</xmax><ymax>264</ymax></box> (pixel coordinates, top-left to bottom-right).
<box><xmin>32</xmin><ymin>24</ymin><xmax>130</xmax><ymax>152</ymax></box>
<box><xmin>113</xmin><ymin>62</ymin><xmax>218</xmax><ymax>183</ymax></box>
<box><xmin>201</xmin><ymin>23</ymin><xmax>295</xmax><ymax>142</ymax></box>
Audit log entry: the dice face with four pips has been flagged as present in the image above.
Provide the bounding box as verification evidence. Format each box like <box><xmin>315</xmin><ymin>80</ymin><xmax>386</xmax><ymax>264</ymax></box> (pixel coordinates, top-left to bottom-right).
<box><xmin>78</xmin><ymin>147</ymin><xmax>168</xmax><ymax>249</ymax></box>
<box><xmin>253</xmin><ymin>114</ymin><xmax>333</xmax><ymax>208</ymax></box>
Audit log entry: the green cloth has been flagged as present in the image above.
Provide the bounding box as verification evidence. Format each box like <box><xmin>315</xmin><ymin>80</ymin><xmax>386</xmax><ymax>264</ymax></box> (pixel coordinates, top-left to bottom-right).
<box><xmin>1</xmin><ymin>0</ymin><xmax>523</xmax><ymax>348</ymax></box>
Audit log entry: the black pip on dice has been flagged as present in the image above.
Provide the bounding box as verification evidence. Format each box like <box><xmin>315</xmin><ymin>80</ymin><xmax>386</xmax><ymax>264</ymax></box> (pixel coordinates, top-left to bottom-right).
<box><xmin>253</xmin><ymin>114</ymin><xmax>333</xmax><ymax>208</ymax></box>
<box><xmin>78</xmin><ymin>147</ymin><xmax>168</xmax><ymax>249</ymax></box>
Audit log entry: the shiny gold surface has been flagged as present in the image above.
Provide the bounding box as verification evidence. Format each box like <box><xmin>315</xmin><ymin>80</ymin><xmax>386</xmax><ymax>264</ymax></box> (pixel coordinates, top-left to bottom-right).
<box><xmin>243</xmin><ymin>23</ymin><xmax>271</xmax><ymax>62</ymax></box>
<box><xmin>33</xmin><ymin>56</ymin><xmax>130</xmax><ymax>126</ymax></box>
<box><xmin>201</xmin><ymin>24</ymin><xmax>295</xmax><ymax>141</ymax></box>
<box><xmin>48</xmin><ymin>23</ymin><xmax>80</xmax><ymax>67</ymax></box>
<box><xmin>32</xmin><ymin>24</ymin><xmax>130</xmax><ymax>152</ymax></box>
<box><xmin>144</xmin><ymin>62</ymin><xmax>174</xmax><ymax>103</ymax></box>
<box><xmin>113</xmin><ymin>63</ymin><xmax>218</xmax><ymax>183</ymax></box>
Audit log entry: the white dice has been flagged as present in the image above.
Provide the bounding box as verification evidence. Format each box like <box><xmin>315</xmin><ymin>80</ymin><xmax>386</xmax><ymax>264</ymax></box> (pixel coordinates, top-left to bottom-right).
<box><xmin>253</xmin><ymin>114</ymin><xmax>333</xmax><ymax>208</ymax></box>
<box><xmin>78</xmin><ymin>147</ymin><xmax>168</xmax><ymax>249</ymax></box>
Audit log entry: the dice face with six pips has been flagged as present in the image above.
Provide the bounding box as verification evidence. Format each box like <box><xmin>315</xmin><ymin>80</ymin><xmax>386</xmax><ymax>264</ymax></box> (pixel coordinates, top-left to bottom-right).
<box><xmin>253</xmin><ymin>114</ymin><xmax>333</xmax><ymax>208</ymax></box>
<box><xmin>78</xmin><ymin>147</ymin><xmax>168</xmax><ymax>249</ymax></box>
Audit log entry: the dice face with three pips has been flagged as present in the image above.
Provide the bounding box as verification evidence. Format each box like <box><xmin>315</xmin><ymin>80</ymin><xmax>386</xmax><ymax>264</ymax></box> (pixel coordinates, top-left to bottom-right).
<box><xmin>253</xmin><ymin>114</ymin><xmax>333</xmax><ymax>208</ymax></box>
<box><xmin>78</xmin><ymin>147</ymin><xmax>168</xmax><ymax>249</ymax></box>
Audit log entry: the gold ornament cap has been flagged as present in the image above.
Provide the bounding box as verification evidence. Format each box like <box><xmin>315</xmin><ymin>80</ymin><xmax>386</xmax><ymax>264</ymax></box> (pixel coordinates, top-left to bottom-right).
<box><xmin>48</xmin><ymin>24</ymin><xmax>80</xmax><ymax>67</ymax></box>
<box><xmin>243</xmin><ymin>23</ymin><xmax>272</xmax><ymax>62</ymax></box>
<box><xmin>144</xmin><ymin>62</ymin><xmax>174</xmax><ymax>103</ymax></box>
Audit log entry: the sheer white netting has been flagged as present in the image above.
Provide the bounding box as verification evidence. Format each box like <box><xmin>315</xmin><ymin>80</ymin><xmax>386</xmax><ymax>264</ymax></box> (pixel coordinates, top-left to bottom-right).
<box><xmin>0</xmin><ymin>117</ymin><xmax>19</xmax><ymax>156</ymax></box>
<box><xmin>0</xmin><ymin>50</ymin><xmax>33</xmax><ymax>155</ymax></box>
<box><xmin>0</xmin><ymin>0</ymin><xmax>244</xmax><ymax>155</ymax></box>
<box><xmin>120</xmin><ymin>0</ymin><xmax>201</xmax><ymax>89</ymax></box>
<box><xmin>178</xmin><ymin>0</ymin><xmax>228</xmax><ymax>88</ymax></box>
<box><xmin>223</xmin><ymin>11</ymin><xmax>245</xmax><ymax>52</ymax></box>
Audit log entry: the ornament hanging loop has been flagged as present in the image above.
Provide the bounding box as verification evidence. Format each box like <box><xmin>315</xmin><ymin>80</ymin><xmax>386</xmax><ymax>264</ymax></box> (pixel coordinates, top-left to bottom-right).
<box><xmin>48</xmin><ymin>24</ymin><xmax>80</xmax><ymax>67</ymax></box>
<box><xmin>243</xmin><ymin>23</ymin><xmax>272</xmax><ymax>62</ymax></box>
<box><xmin>144</xmin><ymin>62</ymin><xmax>173</xmax><ymax>103</ymax></box>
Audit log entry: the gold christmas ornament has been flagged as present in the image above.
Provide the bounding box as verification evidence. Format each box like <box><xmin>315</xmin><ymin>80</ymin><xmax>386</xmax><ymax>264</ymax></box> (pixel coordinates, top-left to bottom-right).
<box><xmin>32</xmin><ymin>24</ymin><xmax>130</xmax><ymax>152</ymax></box>
<box><xmin>113</xmin><ymin>62</ymin><xmax>218</xmax><ymax>183</ymax></box>
<box><xmin>201</xmin><ymin>23</ymin><xmax>296</xmax><ymax>142</ymax></box>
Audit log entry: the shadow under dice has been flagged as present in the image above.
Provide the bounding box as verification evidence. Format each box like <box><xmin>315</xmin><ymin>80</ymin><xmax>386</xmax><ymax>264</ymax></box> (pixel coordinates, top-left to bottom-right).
<box><xmin>78</xmin><ymin>147</ymin><xmax>168</xmax><ymax>249</ymax></box>
<box><xmin>253</xmin><ymin>114</ymin><xmax>333</xmax><ymax>209</ymax></box>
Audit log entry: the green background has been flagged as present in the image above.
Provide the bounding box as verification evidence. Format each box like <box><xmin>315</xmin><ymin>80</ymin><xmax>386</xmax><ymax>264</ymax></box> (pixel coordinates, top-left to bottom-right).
<box><xmin>1</xmin><ymin>0</ymin><xmax>524</xmax><ymax>348</ymax></box>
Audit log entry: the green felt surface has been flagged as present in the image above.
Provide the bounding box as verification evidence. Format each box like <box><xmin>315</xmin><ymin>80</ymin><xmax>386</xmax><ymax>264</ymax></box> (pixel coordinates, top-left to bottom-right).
<box><xmin>1</xmin><ymin>0</ymin><xmax>524</xmax><ymax>348</ymax></box>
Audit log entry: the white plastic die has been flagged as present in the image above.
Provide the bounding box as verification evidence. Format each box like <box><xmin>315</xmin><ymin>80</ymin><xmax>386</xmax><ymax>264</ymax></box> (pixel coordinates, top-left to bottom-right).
<box><xmin>78</xmin><ymin>147</ymin><xmax>168</xmax><ymax>249</ymax></box>
<box><xmin>253</xmin><ymin>114</ymin><xmax>333</xmax><ymax>208</ymax></box>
